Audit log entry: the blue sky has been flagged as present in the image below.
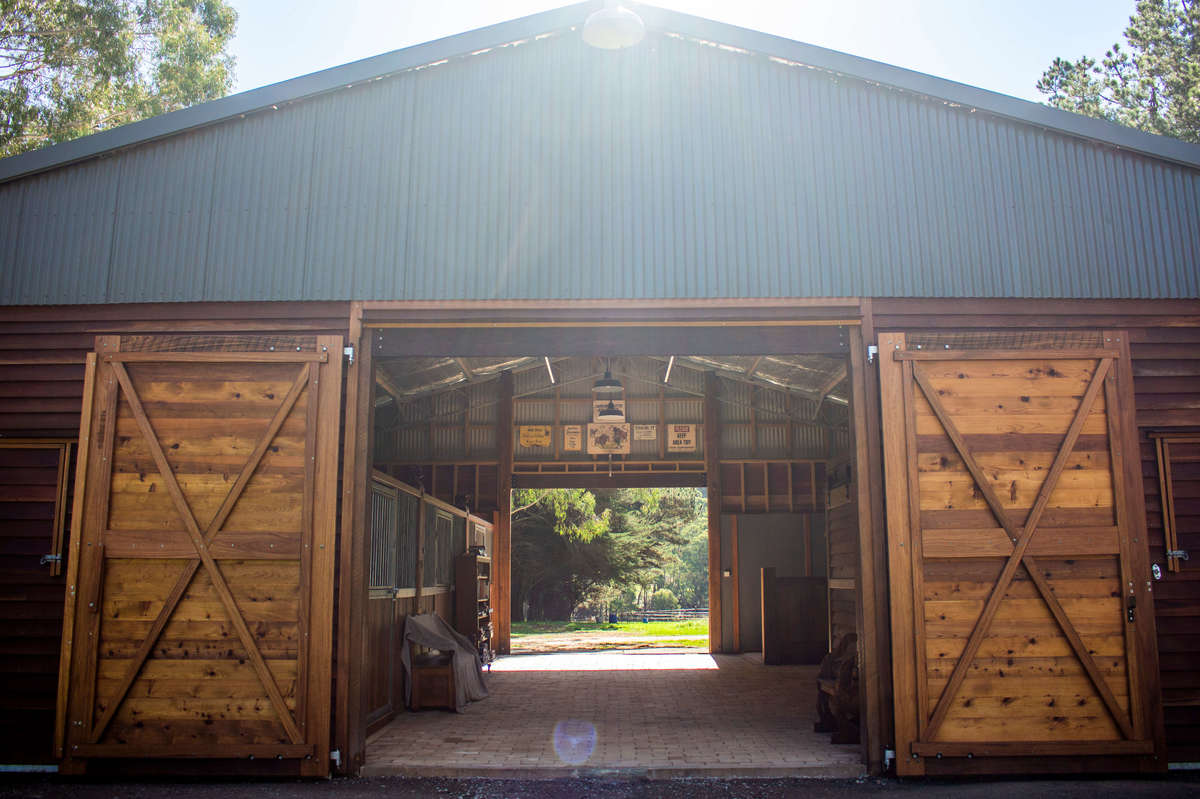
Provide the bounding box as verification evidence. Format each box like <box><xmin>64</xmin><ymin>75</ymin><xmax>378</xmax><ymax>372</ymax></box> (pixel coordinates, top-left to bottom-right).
<box><xmin>229</xmin><ymin>1</ymin><xmax>1136</xmax><ymax>105</ymax></box>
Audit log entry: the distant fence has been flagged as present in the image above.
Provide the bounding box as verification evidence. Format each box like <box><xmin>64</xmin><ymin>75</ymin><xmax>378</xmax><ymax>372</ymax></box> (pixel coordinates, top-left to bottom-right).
<box><xmin>617</xmin><ymin>608</ymin><xmax>708</xmax><ymax>622</ymax></box>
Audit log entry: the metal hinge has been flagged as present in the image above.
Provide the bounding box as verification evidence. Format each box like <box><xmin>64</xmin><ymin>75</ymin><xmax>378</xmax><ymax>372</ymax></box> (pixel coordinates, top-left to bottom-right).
<box><xmin>343</xmin><ymin>346</ymin><xmax>354</xmax><ymax>365</ymax></box>
<box><xmin>40</xmin><ymin>554</ymin><xmax>61</xmax><ymax>567</ymax></box>
<box><xmin>867</xmin><ymin>345</ymin><xmax>878</xmax><ymax>364</ymax></box>
<box><xmin>1168</xmin><ymin>549</ymin><xmax>1189</xmax><ymax>561</ymax></box>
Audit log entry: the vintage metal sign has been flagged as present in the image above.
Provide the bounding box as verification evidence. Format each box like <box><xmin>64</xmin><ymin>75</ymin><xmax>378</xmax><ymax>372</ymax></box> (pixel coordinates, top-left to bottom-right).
<box><xmin>587</xmin><ymin>423</ymin><xmax>630</xmax><ymax>454</ymax></box>
<box><xmin>563</xmin><ymin>425</ymin><xmax>583</xmax><ymax>451</ymax></box>
<box><xmin>667</xmin><ymin>423</ymin><xmax>696</xmax><ymax>452</ymax></box>
<box><xmin>633</xmin><ymin>424</ymin><xmax>658</xmax><ymax>441</ymax></box>
<box><xmin>518</xmin><ymin>425</ymin><xmax>552</xmax><ymax>447</ymax></box>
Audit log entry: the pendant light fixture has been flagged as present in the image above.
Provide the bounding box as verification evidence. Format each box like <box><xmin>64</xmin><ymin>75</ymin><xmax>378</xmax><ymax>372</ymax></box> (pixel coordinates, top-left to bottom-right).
<box><xmin>597</xmin><ymin>399</ymin><xmax>623</xmax><ymax>418</ymax></box>
<box><xmin>593</xmin><ymin>358</ymin><xmax>623</xmax><ymax>395</ymax></box>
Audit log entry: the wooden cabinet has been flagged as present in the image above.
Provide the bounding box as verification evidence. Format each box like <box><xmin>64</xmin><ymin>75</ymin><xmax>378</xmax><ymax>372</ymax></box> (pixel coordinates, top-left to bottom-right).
<box><xmin>454</xmin><ymin>553</ymin><xmax>493</xmax><ymax>666</ymax></box>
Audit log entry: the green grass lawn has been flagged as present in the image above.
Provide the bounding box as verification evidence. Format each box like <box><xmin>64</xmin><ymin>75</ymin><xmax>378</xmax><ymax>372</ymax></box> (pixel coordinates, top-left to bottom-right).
<box><xmin>511</xmin><ymin>619</ymin><xmax>707</xmax><ymax>637</ymax></box>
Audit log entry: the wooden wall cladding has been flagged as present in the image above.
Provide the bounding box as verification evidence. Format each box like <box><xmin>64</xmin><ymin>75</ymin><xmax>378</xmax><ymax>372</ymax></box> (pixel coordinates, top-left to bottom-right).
<box><xmin>827</xmin><ymin>486</ymin><xmax>858</xmax><ymax>647</ymax></box>
<box><xmin>719</xmin><ymin>461</ymin><xmax>826</xmax><ymax>514</ymax></box>
<box><xmin>380</xmin><ymin>464</ymin><xmax>500</xmax><ymax>518</ymax></box>
<box><xmin>0</xmin><ymin>442</ymin><xmax>72</xmax><ymax>764</ymax></box>
<box><xmin>0</xmin><ymin>303</ymin><xmax>352</xmax><ymax>438</ymax></box>
<box><xmin>1144</xmin><ymin>431</ymin><xmax>1200</xmax><ymax>761</ymax></box>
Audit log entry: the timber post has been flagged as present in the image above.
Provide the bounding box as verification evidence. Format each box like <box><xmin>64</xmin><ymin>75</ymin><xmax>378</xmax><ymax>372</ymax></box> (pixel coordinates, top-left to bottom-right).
<box><xmin>704</xmin><ymin>370</ymin><xmax>723</xmax><ymax>653</ymax></box>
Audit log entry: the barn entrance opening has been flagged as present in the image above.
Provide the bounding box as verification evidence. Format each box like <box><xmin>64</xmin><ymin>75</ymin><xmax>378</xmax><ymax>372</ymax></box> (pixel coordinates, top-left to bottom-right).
<box><xmin>506</xmin><ymin>484</ymin><xmax>710</xmax><ymax>655</ymax></box>
<box><xmin>361</xmin><ymin>334</ymin><xmax>867</xmax><ymax>773</ymax></box>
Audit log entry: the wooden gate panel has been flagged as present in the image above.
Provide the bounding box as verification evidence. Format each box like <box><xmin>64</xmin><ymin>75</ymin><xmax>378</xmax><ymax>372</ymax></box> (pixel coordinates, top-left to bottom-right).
<box><xmin>59</xmin><ymin>335</ymin><xmax>341</xmax><ymax>773</ymax></box>
<box><xmin>880</xmin><ymin>333</ymin><xmax>1162</xmax><ymax>774</ymax></box>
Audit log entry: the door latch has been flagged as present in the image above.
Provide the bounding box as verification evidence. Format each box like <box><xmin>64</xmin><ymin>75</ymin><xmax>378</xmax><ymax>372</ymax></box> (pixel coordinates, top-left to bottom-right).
<box><xmin>1167</xmin><ymin>549</ymin><xmax>1189</xmax><ymax>561</ymax></box>
<box><xmin>1127</xmin><ymin>594</ymin><xmax>1136</xmax><ymax>623</ymax></box>
<box><xmin>40</xmin><ymin>554</ymin><xmax>61</xmax><ymax>567</ymax></box>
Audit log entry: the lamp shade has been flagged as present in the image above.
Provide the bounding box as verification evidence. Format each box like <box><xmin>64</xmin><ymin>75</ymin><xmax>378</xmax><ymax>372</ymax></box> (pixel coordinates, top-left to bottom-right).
<box><xmin>593</xmin><ymin>369</ymin><xmax>623</xmax><ymax>394</ymax></box>
<box><xmin>597</xmin><ymin>400</ymin><xmax>623</xmax><ymax>418</ymax></box>
<box><xmin>582</xmin><ymin>4</ymin><xmax>645</xmax><ymax>50</ymax></box>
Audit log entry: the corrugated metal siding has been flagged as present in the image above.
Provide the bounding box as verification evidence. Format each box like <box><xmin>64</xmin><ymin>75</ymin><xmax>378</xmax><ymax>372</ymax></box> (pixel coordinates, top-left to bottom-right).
<box><xmin>2</xmin><ymin>30</ymin><xmax>1198</xmax><ymax>304</ymax></box>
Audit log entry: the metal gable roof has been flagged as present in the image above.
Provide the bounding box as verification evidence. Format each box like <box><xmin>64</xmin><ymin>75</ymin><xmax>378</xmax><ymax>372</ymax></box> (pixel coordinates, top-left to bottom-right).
<box><xmin>0</xmin><ymin>2</ymin><xmax>1198</xmax><ymax>303</ymax></box>
<box><xmin>2</xmin><ymin>2</ymin><xmax>1199</xmax><ymax>184</ymax></box>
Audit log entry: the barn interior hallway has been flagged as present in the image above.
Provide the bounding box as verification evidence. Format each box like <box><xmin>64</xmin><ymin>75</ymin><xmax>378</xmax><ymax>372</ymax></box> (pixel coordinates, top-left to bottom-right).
<box><xmin>364</xmin><ymin>650</ymin><xmax>862</xmax><ymax>777</ymax></box>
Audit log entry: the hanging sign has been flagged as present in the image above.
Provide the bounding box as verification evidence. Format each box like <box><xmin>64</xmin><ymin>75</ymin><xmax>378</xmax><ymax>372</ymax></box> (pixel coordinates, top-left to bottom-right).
<box><xmin>633</xmin><ymin>424</ymin><xmax>658</xmax><ymax>442</ymax></box>
<box><xmin>563</xmin><ymin>425</ymin><xmax>583</xmax><ymax>452</ymax></box>
<box><xmin>592</xmin><ymin>399</ymin><xmax>626</xmax><ymax>423</ymax></box>
<box><xmin>519</xmin><ymin>425</ymin><xmax>552</xmax><ymax>448</ymax></box>
<box><xmin>587</xmin><ymin>423</ymin><xmax>630</xmax><ymax>454</ymax></box>
<box><xmin>667</xmin><ymin>423</ymin><xmax>697</xmax><ymax>452</ymax></box>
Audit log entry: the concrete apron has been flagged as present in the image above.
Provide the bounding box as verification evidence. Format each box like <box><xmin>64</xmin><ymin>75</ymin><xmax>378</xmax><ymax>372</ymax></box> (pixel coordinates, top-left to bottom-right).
<box><xmin>364</xmin><ymin>650</ymin><xmax>864</xmax><ymax>779</ymax></box>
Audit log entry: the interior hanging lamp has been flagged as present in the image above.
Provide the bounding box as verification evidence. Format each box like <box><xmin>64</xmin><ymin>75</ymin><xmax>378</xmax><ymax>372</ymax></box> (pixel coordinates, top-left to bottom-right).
<box><xmin>597</xmin><ymin>399</ymin><xmax>623</xmax><ymax>418</ymax></box>
<box><xmin>593</xmin><ymin>358</ymin><xmax>623</xmax><ymax>394</ymax></box>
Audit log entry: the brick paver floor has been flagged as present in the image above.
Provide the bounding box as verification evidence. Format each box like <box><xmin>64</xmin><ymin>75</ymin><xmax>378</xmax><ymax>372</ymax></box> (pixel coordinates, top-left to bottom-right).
<box><xmin>364</xmin><ymin>650</ymin><xmax>864</xmax><ymax>778</ymax></box>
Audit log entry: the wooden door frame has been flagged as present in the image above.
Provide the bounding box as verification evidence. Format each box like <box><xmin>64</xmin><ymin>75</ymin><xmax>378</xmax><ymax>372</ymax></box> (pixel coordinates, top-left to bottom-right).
<box><xmin>339</xmin><ymin>299</ymin><xmax>889</xmax><ymax>774</ymax></box>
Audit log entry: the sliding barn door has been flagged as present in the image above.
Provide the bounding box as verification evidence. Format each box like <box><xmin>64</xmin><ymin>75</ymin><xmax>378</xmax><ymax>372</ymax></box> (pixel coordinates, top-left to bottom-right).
<box><xmin>878</xmin><ymin>332</ymin><xmax>1163</xmax><ymax>775</ymax></box>
<box><xmin>58</xmin><ymin>335</ymin><xmax>342</xmax><ymax>775</ymax></box>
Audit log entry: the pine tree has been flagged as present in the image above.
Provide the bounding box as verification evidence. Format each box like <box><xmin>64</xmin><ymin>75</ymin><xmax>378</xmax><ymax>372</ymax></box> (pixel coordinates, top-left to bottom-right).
<box><xmin>1037</xmin><ymin>0</ymin><xmax>1199</xmax><ymax>142</ymax></box>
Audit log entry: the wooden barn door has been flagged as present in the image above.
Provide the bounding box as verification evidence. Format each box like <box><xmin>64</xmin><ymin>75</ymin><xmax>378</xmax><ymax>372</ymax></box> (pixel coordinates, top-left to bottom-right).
<box><xmin>58</xmin><ymin>335</ymin><xmax>342</xmax><ymax>775</ymax></box>
<box><xmin>878</xmin><ymin>332</ymin><xmax>1163</xmax><ymax>775</ymax></box>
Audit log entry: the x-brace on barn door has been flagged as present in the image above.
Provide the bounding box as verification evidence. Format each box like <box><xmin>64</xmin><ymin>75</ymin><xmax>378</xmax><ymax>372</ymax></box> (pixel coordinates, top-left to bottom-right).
<box><xmin>878</xmin><ymin>331</ymin><xmax>1163</xmax><ymax>775</ymax></box>
<box><xmin>57</xmin><ymin>335</ymin><xmax>342</xmax><ymax>776</ymax></box>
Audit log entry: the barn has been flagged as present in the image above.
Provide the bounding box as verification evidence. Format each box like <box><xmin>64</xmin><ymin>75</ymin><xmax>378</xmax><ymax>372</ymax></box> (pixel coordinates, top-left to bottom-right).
<box><xmin>1</xmin><ymin>0</ymin><xmax>1197</xmax><ymax>779</ymax></box>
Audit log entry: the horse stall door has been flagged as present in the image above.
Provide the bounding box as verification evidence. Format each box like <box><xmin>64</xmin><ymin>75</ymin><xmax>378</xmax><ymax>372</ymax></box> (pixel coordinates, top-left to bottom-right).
<box><xmin>878</xmin><ymin>332</ymin><xmax>1163</xmax><ymax>775</ymax></box>
<box><xmin>57</xmin><ymin>335</ymin><xmax>342</xmax><ymax>775</ymax></box>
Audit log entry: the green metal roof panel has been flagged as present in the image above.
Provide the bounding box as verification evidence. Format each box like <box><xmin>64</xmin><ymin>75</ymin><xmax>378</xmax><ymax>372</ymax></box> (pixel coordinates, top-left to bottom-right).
<box><xmin>0</xmin><ymin>3</ymin><xmax>1198</xmax><ymax>303</ymax></box>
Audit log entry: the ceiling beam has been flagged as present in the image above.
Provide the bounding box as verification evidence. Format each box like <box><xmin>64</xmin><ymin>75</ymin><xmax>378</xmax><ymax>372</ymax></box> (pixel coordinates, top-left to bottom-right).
<box><xmin>454</xmin><ymin>357</ymin><xmax>475</xmax><ymax>379</ymax></box>
<box><xmin>375</xmin><ymin>369</ymin><xmax>407</xmax><ymax>406</ymax></box>
<box><xmin>809</xmin><ymin>364</ymin><xmax>848</xmax><ymax>419</ymax></box>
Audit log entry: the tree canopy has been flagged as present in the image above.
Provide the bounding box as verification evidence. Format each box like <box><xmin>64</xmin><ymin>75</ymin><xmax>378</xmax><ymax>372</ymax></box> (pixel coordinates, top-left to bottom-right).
<box><xmin>1037</xmin><ymin>0</ymin><xmax>1199</xmax><ymax>143</ymax></box>
<box><xmin>510</xmin><ymin>487</ymin><xmax>707</xmax><ymax>622</ymax></box>
<box><xmin>1</xmin><ymin>0</ymin><xmax>238</xmax><ymax>158</ymax></box>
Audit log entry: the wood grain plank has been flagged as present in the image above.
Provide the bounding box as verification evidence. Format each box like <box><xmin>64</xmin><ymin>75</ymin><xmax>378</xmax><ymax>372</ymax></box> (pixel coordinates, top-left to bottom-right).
<box><xmin>916</xmin><ymin>358</ymin><xmax>1111</xmax><ymax>741</ymax></box>
<box><xmin>301</xmin><ymin>334</ymin><xmax>343</xmax><ymax>776</ymax></box>
<box><xmin>108</xmin><ymin>362</ymin><xmax>302</xmax><ymax>745</ymax></box>
<box><xmin>877</xmin><ymin>332</ymin><xmax>923</xmax><ymax>775</ymax></box>
<box><xmin>55</xmin><ymin>353</ymin><xmax>95</xmax><ymax>758</ymax></box>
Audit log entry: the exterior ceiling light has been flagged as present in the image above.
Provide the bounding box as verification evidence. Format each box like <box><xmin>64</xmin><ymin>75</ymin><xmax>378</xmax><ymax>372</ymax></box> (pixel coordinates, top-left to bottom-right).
<box><xmin>582</xmin><ymin>1</ymin><xmax>645</xmax><ymax>50</ymax></box>
<box><xmin>598</xmin><ymin>399</ymin><xmax>623</xmax><ymax>418</ymax></box>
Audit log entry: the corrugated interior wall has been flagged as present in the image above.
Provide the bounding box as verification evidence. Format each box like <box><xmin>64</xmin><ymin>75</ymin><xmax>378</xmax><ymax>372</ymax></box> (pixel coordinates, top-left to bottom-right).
<box><xmin>2</xmin><ymin>30</ymin><xmax>1198</xmax><ymax>304</ymax></box>
<box><xmin>0</xmin><ymin>301</ymin><xmax>351</xmax><ymax>765</ymax></box>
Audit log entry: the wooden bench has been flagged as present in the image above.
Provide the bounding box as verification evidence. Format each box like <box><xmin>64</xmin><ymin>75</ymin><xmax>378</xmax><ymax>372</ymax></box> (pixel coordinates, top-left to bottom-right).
<box><xmin>409</xmin><ymin>652</ymin><xmax>456</xmax><ymax>711</ymax></box>
<box><xmin>815</xmin><ymin>633</ymin><xmax>859</xmax><ymax>745</ymax></box>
